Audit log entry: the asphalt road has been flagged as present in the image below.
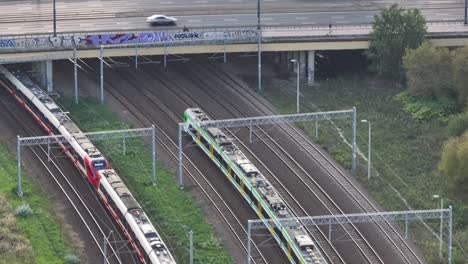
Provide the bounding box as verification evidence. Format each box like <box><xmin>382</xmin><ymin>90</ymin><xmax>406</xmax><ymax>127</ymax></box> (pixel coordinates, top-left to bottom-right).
<box><xmin>0</xmin><ymin>0</ymin><xmax>464</xmax><ymax>35</ymax></box>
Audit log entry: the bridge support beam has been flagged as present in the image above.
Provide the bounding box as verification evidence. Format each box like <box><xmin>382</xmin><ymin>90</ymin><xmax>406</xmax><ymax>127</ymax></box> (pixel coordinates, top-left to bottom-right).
<box><xmin>46</xmin><ymin>60</ymin><xmax>53</xmax><ymax>93</ymax></box>
<box><xmin>307</xmin><ymin>51</ymin><xmax>315</xmax><ymax>86</ymax></box>
<box><xmin>274</xmin><ymin>52</ymin><xmax>280</xmax><ymax>64</ymax></box>
<box><xmin>299</xmin><ymin>51</ymin><xmax>306</xmax><ymax>78</ymax></box>
<box><xmin>287</xmin><ymin>51</ymin><xmax>294</xmax><ymax>71</ymax></box>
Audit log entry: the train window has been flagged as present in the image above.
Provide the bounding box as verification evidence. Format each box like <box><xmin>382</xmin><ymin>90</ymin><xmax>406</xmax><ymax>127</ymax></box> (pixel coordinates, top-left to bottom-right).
<box><xmin>188</xmin><ymin>125</ymin><xmax>196</xmax><ymax>134</ymax></box>
<box><xmin>145</xmin><ymin>232</ymin><xmax>159</xmax><ymax>240</ymax></box>
<box><xmin>234</xmin><ymin>172</ymin><xmax>242</xmax><ymax>185</ymax></box>
<box><xmin>93</xmin><ymin>159</ymin><xmax>107</xmax><ymax>172</ymax></box>
<box><xmin>292</xmin><ymin>250</ymin><xmax>300</xmax><ymax>264</ymax></box>
<box><xmin>200</xmin><ymin>136</ymin><xmax>209</xmax><ymax>147</ymax></box>
<box><xmin>245</xmin><ymin>187</ymin><xmax>254</xmax><ymax>203</ymax></box>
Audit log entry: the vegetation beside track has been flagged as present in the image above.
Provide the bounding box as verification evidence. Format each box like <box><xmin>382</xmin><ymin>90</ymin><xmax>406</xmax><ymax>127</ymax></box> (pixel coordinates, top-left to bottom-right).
<box><xmin>60</xmin><ymin>99</ymin><xmax>234</xmax><ymax>264</ymax></box>
<box><xmin>0</xmin><ymin>144</ymin><xmax>79</xmax><ymax>264</ymax></box>
<box><xmin>260</xmin><ymin>74</ymin><xmax>467</xmax><ymax>263</ymax></box>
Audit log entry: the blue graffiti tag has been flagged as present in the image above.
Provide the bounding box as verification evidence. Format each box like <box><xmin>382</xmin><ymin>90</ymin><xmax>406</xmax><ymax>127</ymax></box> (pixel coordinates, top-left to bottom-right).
<box><xmin>0</xmin><ymin>39</ymin><xmax>15</xmax><ymax>48</ymax></box>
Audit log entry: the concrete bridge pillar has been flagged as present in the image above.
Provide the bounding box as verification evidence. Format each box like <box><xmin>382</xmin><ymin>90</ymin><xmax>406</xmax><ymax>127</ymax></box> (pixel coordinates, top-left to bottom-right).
<box><xmin>299</xmin><ymin>51</ymin><xmax>307</xmax><ymax>78</ymax></box>
<box><xmin>307</xmin><ymin>51</ymin><xmax>315</xmax><ymax>85</ymax></box>
<box><xmin>46</xmin><ymin>60</ymin><xmax>53</xmax><ymax>93</ymax></box>
<box><xmin>287</xmin><ymin>51</ymin><xmax>295</xmax><ymax>71</ymax></box>
<box><xmin>30</xmin><ymin>61</ymin><xmax>47</xmax><ymax>89</ymax></box>
<box><xmin>274</xmin><ymin>52</ymin><xmax>281</xmax><ymax>64</ymax></box>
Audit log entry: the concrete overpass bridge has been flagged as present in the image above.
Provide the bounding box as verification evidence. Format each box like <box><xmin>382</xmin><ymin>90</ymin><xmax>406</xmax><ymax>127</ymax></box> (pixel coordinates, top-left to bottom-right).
<box><xmin>1</xmin><ymin>21</ymin><xmax>467</xmax><ymax>91</ymax></box>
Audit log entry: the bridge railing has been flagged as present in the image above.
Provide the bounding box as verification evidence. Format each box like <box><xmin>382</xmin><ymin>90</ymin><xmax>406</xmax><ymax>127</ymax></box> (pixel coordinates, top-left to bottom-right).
<box><xmin>0</xmin><ymin>20</ymin><xmax>466</xmax><ymax>53</ymax></box>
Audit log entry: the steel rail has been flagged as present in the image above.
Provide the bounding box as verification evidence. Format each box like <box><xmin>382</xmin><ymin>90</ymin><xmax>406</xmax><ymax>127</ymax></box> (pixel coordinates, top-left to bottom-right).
<box><xmin>79</xmin><ymin>59</ymin><xmax>268</xmax><ymax>264</ymax></box>
<box><xmin>268</xmin><ymin>75</ymin><xmax>427</xmax><ymax>264</ymax></box>
<box><xmin>182</xmin><ymin>63</ymin><xmax>381</xmax><ymax>263</ymax></box>
<box><xmin>139</xmin><ymin>64</ymin><xmax>342</xmax><ymax>263</ymax></box>
<box><xmin>205</xmin><ymin>62</ymin><xmax>425</xmax><ymax>263</ymax></box>
<box><xmin>0</xmin><ymin>96</ymin><xmax>130</xmax><ymax>264</ymax></box>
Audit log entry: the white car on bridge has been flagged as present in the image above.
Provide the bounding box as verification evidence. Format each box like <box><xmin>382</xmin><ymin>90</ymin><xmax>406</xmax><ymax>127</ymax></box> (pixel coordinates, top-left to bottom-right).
<box><xmin>146</xmin><ymin>15</ymin><xmax>178</xmax><ymax>25</ymax></box>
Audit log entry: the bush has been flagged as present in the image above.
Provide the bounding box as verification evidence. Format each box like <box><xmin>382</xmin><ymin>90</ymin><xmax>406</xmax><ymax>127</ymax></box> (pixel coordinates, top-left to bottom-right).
<box><xmin>394</xmin><ymin>92</ymin><xmax>457</xmax><ymax>120</ymax></box>
<box><xmin>14</xmin><ymin>204</ymin><xmax>33</xmax><ymax>218</ymax></box>
<box><xmin>448</xmin><ymin>110</ymin><xmax>468</xmax><ymax>137</ymax></box>
<box><xmin>403</xmin><ymin>42</ymin><xmax>454</xmax><ymax>99</ymax></box>
<box><xmin>453</xmin><ymin>47</ymin><xmax>468</xmax><ymax>104</ymax></box>
<box><xmin>64</xmin><ymin>253</ymin><xmax>80</xmax><ymax>264</ymax></box>
<box><xmin>439</xmin><ymin>132</ymin><xmax>468</xmax><ymax>200</ymax></box>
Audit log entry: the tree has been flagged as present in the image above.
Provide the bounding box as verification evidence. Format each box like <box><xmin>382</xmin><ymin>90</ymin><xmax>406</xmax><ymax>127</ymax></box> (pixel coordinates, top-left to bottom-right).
<box><xmin>403</xmin><ymin>42</ymin><xmax>454</xmax><ymax>99</ymax></box>
<box><xmin>367</xmin><ymin>4</ymin><xmax>427</xmax><ymax>78</ymax></box>
<box><xmin>453</xmin><ymin>46</ymin><xmax>468</xmax><ymax>105</ymax></box>
<box><xmin>439</xmin><ymin>132</ymin><xmax>468</xmax><ymax>200</ymax></box>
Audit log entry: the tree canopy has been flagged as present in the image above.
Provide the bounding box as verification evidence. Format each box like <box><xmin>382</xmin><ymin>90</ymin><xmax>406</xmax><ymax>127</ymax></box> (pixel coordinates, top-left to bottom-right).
<box><xmin>403</xmin><ymin>42</ymin><xmax>453</xmax><ymax>99</ymax></box>
<box><xmin>367</xmin><ymin>4</ymin><xmax>427</xmax><ymax>78</ymax></box>
<box><xmin>439</xmin><ymin>132</ymin><xmax>468</xmax><ymax>200</ymax></box>
<box><xmin>453</xmin><ymin>46</ymin><xmax>468</xmax><ymax>105</ymax></box>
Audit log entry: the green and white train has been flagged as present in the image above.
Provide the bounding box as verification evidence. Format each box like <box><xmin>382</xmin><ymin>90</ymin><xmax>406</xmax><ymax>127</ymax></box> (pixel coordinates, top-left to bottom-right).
<box><xmin>183</xmin><ymin>108</ymin><xmax>326</xmax><ymax>264</ymax></box>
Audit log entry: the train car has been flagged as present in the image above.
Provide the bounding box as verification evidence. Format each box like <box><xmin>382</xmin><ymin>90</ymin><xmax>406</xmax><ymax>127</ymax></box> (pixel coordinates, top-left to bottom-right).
<box><xmin>184</xmin><ymin>108</ymin><xmax>326</xmax><ymax>264</ymax></box>
<box><xmin>99</xmin><ymin>170</ymin><xmax>175</xmax><ymax>264</ymax></box>
<box><xmin>0</xmin><ymin>65</ymin><xmax>176</xmax><ymax>264</ymax></box>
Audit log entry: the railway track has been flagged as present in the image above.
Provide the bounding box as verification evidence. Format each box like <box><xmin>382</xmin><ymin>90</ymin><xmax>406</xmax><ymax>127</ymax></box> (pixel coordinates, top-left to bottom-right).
<box><xmin>66</xmin><ymin>56</ymin><xmax>423</xmax><ymax>263</ymax></box>
<box><xmin>0</xmin><ymin>90</ymin><xmax>137</xmax><ymax>264</ymax></box>
<box><xmin>87</xmin><ymin>57</ymin><xmax>382</xmax><ymax>263</ymax></box>
<box><xmin>76</xmin><ymin>59</ymin><xmax>270</xmax><ymax>264</ymax></box>
<box><xmin>198</xmin><ymin>60</ymin><xmax>425</xmax><ymax>263</ymax></box>
<box><xmin>157</xmin><ymin>62</ymin><xmax>382</xmax><ymax>263</ymax></box>
<box><xmin>140</xmin><ymin>65</ymin><xmax>346</xmax><ymax>263</ymax></box>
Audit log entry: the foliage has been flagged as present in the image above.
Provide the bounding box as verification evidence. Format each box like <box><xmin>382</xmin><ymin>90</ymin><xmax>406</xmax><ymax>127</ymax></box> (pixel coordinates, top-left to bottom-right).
<box><xmin>403</xmin><ymin>42</ymin><xmax>454</xmax><ymax>99</ymax></box>
<box><xmin>60</xmin><ymin>98</ymin><xmax>233</xmax><ymax>264</ymax></box>
<box><xmin>260</xmin><ymin>74</ymin><xmax>467</xmax><ymax>263</ymax></box>
<box><xmin>448</xmin><ymin>109</ymin><xmax>468</xmax><ymax>137</ymax></box>
<box><xmin>452</xmin><ymin>46</ymin><xmax>468</xmax><ymax>105</ymax></box>
<box><xmin>394</xmin><ymin>91</ymin><xmax>457</xmax><ymax>120</ymax></box>
<box><xmin>14</xmin><ymin>204</ymin><xmax>33</xmax><ymax>218</ymax></box>
<box><xmin>0</xmin><ymin>193</ymin><xmax>33</xmax><ymax>264</ymax></box>
<box><xmin>64</xmin><ymin>254</ymin><xmax>81</xmax><ymax>264</ymax></box>
<box><xmin>367</xmin><ymin>4</ymin><xmax>427</xmax><ymax>78</ymax></box>
<box><xmin>0</xmin><ymin>144</ymin><xmax>77</xmax><ymax>263</ymax></box>
<box><xmin>439</xmin><ymin>132</ymin><xmax>468</xmax><ymax>200</ymax></box>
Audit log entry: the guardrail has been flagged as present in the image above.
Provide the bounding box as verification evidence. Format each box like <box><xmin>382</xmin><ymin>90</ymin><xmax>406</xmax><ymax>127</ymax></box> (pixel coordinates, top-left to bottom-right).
<box><xmin>0</xmin><ymin>20</ymin><xmax>467</xmax><ymax>54</ymax></box>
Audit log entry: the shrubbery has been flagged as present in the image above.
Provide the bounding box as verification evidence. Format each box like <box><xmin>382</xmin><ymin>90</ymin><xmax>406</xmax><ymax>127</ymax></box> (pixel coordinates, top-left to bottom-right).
<box><xmin>453</xmin><ymin>47</ymin><xmax>468</xmax><ymax>104</ymax></box>
<box><xmin>14</xmin><ymin>204</ymin><xmax>33</xmax><ymax>218</ymax></box>
<box><xmin>394</xmin><ymin>92</ymin><xmax>457</xmax><ymax>120</ymax></box>
<box><xmin>403</xmin><ymin>42</ymin><xmax>454</xmax><ymax>99</ymax></box>
<box><xmin>64</xmin><ymin>253</ymin><xmax>80</xmax><ymax>264</ymax></box>
<box><xmin>439</xmin><ymin>132</ymin><xmax>468</xmax><ymax>200</ymax></box>
<box><xmin>448</xmin><ymin>109</ymin><xmax>468</xmax><ymax>137</ymax></box>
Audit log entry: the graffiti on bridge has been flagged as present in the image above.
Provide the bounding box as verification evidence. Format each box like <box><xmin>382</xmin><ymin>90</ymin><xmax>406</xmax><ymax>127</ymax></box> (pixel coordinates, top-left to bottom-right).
<box><xmin>0</xmin><ymin>29</ymin><xmax>258</xmax><ymax>49</ymax></box>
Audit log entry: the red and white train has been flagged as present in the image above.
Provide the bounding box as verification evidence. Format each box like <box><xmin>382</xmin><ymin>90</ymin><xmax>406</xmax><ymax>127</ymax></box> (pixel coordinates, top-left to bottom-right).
<box><xmin>0</xmin><ymin>65</ymin><xmax>176</xmax><ymax>264</ymax></box>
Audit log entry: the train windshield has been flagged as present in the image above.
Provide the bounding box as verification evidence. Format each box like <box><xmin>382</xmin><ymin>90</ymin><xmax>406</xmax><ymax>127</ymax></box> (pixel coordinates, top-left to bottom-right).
<box><xmin>93</xmin><ymin>160</ymin><xmax>107</xmax><ymax>172</ymax></box>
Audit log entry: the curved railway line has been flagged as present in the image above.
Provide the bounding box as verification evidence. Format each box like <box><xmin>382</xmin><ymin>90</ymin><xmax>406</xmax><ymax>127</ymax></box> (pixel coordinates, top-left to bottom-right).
<box><xmin>198</xmin><ymin>61</ymin><xmax>425</xmax><ymax>263</ymax></box>
<box><xmin>72</xmin><ymin>59</ymin><xmax>272</xmax><ymax>264</ymax></box>
<box><xmin>127</xmin><ymin>57</ymin><xmax>423</xmax><ymax>263</ymax></box>
<box><xmin>135</xmin><ymin>61</ymin><xmax>381</xmax><ymax>263</ymax></box>
<box><xmin>0</xmin><ymin>90</ymin><xmax>138</xmax><ymax>264</ymax></box>
<box><xmin>65</xmin><ymin>56</ymin><xmax>424</xmax><ymax>263</ymax></box>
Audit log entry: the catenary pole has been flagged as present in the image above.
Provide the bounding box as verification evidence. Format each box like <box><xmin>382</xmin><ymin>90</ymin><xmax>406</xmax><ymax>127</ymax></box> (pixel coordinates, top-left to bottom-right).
<box><xmin>17</xmin><ymin>135</ymin><xmax>23</xmax><ymax>197</ymax></box>
<box><xmin>100</xmin><ymin>46</ymin><xmax>104</xmax><ymax>104</ymax></box>
<box><xmin>53</xmin><ymin>0</ymin><xmax>57</xmax><ymax>36</ymax></box>
<box><xmin>178</xmin><ymin>124</ymin><xmax>184</xmax><ymax>189</ymax></box>
<box><xmin>74</xmin><ymin>48</ymin><xmax>78</xmax><ymax>104</ymax></box>
<box><xmin>152</xmin><ymin>125</ymin><xmax>156</xmax><ymax>186</ymax></box>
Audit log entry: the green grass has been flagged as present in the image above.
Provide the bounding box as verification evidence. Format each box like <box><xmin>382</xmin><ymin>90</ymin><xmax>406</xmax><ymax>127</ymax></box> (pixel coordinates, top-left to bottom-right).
<box><xmin>0</xmin><ymin>144</ymin><xmax>78</xmax><ymax>264</ymax></box>
<box><xmin>59</xmin><ymin>98</ymin><xmax>233</xmax><ymax>264</ymax></box>
<box><xmin>261</xmin><ymin>74</ymin><xmax>467</xmax><ymax>263</ymax></box>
